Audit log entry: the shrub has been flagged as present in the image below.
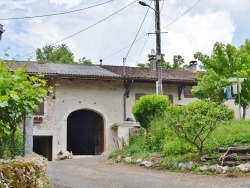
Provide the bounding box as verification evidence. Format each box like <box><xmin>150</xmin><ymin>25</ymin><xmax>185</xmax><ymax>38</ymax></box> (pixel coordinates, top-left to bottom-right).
<box><xmin>163</xmin><ymin>138</ymin><xmax>196</xmax><ymax>156</ymax></box>
<box><xmin>0</xmin><ymin>153</ymin><xmax>48</xmax><ymax>188</ymax></box>
<box><xmin>132</xmin><ymin>94</ymin><xmax>171</xmax><ymax>131</ymax></box>
<box><xmin>168</xmin><ymin>100</ymin><xmax>234</xmax><ymax>155</ymax></box>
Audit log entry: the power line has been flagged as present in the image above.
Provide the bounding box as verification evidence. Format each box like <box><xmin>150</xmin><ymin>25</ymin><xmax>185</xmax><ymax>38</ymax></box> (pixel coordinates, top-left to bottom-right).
<box><xmin>162</xmin><ymin>0</ymin><xmax>202</xmax><ymax>29</ymax></box>
<box><xmin>17</xmin><ymin>0</ymin><xmax>139</xmax><ymax>60</ymax></box>
<box><xmin>136</xmin><ymin>0</ymin><xmax>165</xmax><ymax>64</ymax></box>
<box><xmin>0</xmin><ymin>0</ymin><xmax>115</xmax><ymax>21</ymax></box>
<box><xmin>124</xmin><ymin>1</ymin><xmax>152</xmax><ymax>60</ymax></box>
<box><xmin>103</xmin><ymin>0</ymin><xmax>202</xmax><ymax>62</ymax></box>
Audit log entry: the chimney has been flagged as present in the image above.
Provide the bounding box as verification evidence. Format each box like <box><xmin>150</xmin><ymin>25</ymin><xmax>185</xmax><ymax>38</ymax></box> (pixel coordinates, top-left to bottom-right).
<box><xmin>99</xmin><ymin>59</ymin><xmax>102</xmax><ymax>65</ymax></box>
<box><xmin>187</xmin><ymin>61</ymin><xmax>197</xmax><ymax>72</ymax></box>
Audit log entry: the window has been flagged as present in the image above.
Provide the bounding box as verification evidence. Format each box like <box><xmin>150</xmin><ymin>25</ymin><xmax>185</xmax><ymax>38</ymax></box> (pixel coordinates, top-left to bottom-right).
<box><xmin>184</xmin><ymin>86</ymin><xmax>194</xmax><ymax>98</ymax></box>
<box><xmin>35</xmin><ymin>101</ymin><xmax>44</xmax><ymax>115</ymax></box>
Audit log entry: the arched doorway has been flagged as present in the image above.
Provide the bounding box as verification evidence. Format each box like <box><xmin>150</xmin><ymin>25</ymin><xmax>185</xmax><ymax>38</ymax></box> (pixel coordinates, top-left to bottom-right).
<box><xmin>67</xmin><ymin>110</ymin><xmax>104</xmax><ymax>155</ymax></box>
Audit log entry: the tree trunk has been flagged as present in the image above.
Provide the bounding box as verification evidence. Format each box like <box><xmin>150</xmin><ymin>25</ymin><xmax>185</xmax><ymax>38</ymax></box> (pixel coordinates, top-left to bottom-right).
<box><xmin>243</xmin><ymin>106</ymin><xmax>246</xmax><ymax>119</ymax></box>
<box><xmin>11</xmin><ymin>129</ymin><xmax>17</xmax><ymax>159</ymax></box>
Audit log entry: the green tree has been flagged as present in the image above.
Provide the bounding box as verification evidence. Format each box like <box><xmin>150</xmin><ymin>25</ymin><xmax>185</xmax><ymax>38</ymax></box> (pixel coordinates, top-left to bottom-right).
<box><xmin>168</xmin><ymin>100</ymin><xmax>234</xmax><ymax>155</ymax></box>
<box><xmin>77</xmin><ymin>57</ymin><xmax>92</xmax><ymax>65</ymax></box>
<box><xmin>0</xmin><ymin>59</ymin><xmax>52</xmax><ymax>157</ymax></box>
<box><xmin>36</xmin><ymin>43</ymin><xmax>74</xmax><ymax>64</ymax></box>
<box><xmin>193</xmin><ymin>39</ymin><xmax>250</xmax><ymax>118</ymax></box>
<box><xmin>132</xmin><ymin>94</ymin><xmax>171</xmax><ymax>134</ymax></box>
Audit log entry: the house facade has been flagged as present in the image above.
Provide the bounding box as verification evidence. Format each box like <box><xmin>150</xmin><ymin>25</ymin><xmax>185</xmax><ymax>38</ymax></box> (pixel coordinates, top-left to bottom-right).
<box><xmin>8</xmin><ymin>61</ymin><xmax>199</xmax><ymax>160</ymax></box>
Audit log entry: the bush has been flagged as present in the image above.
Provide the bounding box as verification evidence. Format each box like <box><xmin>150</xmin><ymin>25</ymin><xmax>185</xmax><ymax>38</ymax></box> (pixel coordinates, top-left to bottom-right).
<box><xmin>168</xmin><ymin>100</ymin><xmax>234</xmax><ymax>154</ymax></box>
<box><xmin>132</xmin><ymin>94</ymin><xmax>171</xmax><ymax>130</ymax></box>
<box><xmin>0</xmin><ymin>129</ymin><xmax>23</xmax><ymax>159</ymax></box>
<box><xmin>163</xmin><ymin>138</ymin><xmax>196</xmax><ymax>156</ymax></box>
<box><xmin>0</xmin><ymin>153</ymin><xmax>48</xmax><ymax>188</ymax></box>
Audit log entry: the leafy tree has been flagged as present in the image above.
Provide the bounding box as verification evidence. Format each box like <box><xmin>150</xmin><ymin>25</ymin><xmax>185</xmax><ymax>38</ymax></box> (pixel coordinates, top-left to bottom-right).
<box><xmin>132</xmin><ymin>94</ymin><xmax>171</xmax><ymax>134</ymax></box>
<box><xmin>77</xmin><ymin>57</ymin><xmax>92</xmax><ymax>65</ymax></box>
<box><xmin>168</xmin><ymin>100</ymin><xmax>234</xmax><ymax>155</ymax></box>
<box><xmin>0</xmin><ymin>59</ymin><xmax>52</xmax><ymax>157</ymax></box>
<box><xmin>36</xmin><ymin>43</ymin><xmax>74</xmax><ymax>64</ymax></box>
<box><xmin>193</xmin><ymin>39</ymin><xmax>250</xmax><ymax>118</ymax></box>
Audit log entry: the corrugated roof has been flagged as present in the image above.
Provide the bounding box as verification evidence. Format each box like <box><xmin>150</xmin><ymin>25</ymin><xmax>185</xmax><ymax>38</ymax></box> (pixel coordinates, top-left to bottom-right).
<box><xmin>6</xmin><ymin>61</ymin><xmax>121</xmax><ymax>78</ymax></box>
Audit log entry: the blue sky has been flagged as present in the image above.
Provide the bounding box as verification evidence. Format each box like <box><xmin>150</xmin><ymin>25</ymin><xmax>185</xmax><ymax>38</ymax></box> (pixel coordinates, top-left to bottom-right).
<box><xmin>0</xmin><ymin>0</ymin><xmax>249</xmax><ymax>67</ymax></box>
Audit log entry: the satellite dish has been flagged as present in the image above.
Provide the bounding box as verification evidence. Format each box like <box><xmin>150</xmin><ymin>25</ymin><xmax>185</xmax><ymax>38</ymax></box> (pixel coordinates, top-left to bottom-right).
<box><xmin>151</xmin><ymin>49</ymin><xmax>156</xmax><ymax>55</ymax></box>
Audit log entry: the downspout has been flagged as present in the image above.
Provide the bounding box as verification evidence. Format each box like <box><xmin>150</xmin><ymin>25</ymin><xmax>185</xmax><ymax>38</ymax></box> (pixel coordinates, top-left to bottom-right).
<box><xmin>123</xmin><ymin>80</ymin><xmax>133</xmax><ymax>121</ymax></box>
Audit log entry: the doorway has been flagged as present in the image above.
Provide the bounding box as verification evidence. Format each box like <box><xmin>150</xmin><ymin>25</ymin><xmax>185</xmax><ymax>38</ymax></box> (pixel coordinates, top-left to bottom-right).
<box><xmin>33</xmin><ymin>136</ymin><xmax>53</xmax><ymax>161</ymax></box>
<box><xmin>67</xmin><ymin>110</ymin><xmax>104</xmax><ymax>155</ymax></box>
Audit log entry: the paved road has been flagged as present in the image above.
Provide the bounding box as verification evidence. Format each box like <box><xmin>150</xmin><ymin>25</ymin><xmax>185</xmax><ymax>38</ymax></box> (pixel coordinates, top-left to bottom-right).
<box><xmin>47</xmin><ymin>155</ymin><xmax>250</xmax><ymax>188</ymax></box>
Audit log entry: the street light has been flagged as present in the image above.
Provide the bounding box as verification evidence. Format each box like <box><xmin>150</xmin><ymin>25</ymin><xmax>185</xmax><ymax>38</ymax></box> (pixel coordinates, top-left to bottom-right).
<box><xmin>139</xmin><ymin>1</ymin><xmax>163</xmax><ymax>95</ymax></box>
<box><xmin>0</xmin><ymin>24</ymin><xmax>5</xmax><ymax>41</ymax></box>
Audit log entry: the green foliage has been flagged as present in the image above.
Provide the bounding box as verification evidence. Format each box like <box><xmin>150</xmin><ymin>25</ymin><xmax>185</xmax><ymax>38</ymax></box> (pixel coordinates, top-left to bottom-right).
<box><xmin>36</xmin><ymin>43</ymin><xmax>74</xmax><ymax>64</ymax></box>
<box><xmin>194</xmin><ymin>39</ymin><xmax>250</xmax><ymax>118</ymax></box>
<box><xmin>205</xmin><ymin>120</ymin><xmax>250</xmax><ymax>151</ymax></box>
<box><xmin>77</xmin><ymin>57</ymin><xmax>92</xmax><ymax>65</ymax></box>
<box><xmin>192</xmin><ymin>69</ymin><xmax>229</xmax><ymax>103</ymax></box>
<box><xmin>0</xmin><ymin>129</ymin><xmax>23</xmax><ymax>159</ymax></box>
<box><xmin>0</xmin><ymin>59</ymin><xmax>52</xmax><ymax>157</ymax></box>
<box><xmin>132</xmin><ymin>94</ymin><xmax>171</xmax><ymax>130</ymax></box>
<box><xmin>147</xmin><ymin>117</ymin><xmax>169</xmax><ymax>152</ymax></box>
<box><xmin>168</xmin><ymin>100</ymin><xmax>234</xmax><ymax>154</ymax></box>
<box><xmin>0</xmin><ymin>153</ymin><xmax>48</xmax><ymax>188</ymax></box>
<box><xmin>163</xmin><ymin>138</ymin><xmax>196</xmax><ymax>156</ymax></box>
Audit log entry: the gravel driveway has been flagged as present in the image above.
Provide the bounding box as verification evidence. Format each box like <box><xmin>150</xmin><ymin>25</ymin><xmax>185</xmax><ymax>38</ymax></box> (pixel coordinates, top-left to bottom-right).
<box><xmin>47</xmin><ymin>155</ymin><xmax>250</xmax><ymax>188</ymax></box>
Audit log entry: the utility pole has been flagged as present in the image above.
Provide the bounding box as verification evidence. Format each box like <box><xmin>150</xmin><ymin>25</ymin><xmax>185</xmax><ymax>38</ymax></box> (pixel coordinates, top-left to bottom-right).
<box><xmin>155</xmin><ymin>0</ymin><xmax>163</xmax><ymax>95</ymax></box>
<box><xmin>139</xmin><ymin>0</ymin><xmax>163</xmax><ymax>95</ymax></box>
<box><xmin>0</xmin><ymin>24</ymin><xmax>5</xmax><ymax>40</ymax></box>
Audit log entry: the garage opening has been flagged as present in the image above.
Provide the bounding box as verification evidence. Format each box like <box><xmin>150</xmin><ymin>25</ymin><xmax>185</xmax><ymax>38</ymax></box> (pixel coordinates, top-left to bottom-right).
<box><xmin>33</xmin><ymin>136</ymin><xmax>52</xmax><ymax>161</ymax></box>
<box><xmin>67</xmin><ymin>110</ymin><xmax>104</xmax><ymax>155</ymax></box>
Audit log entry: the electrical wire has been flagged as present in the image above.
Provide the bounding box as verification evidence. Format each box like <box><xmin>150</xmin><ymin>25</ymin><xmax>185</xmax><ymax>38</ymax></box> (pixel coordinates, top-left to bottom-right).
<box><xmin>136</xmin><ymin>0</ymin><xmax>165</xmax><ymax>64</ymax></box>
<box><xmin>124</xmin><ymin>1</ymin><xmax>152</xmax><ymax>60</ymax></box>
<box><xmin>17</xmin><ymin>0</ymin><xmax>139</xmax><ymax>60</ymax></box>
<box><xmin>0</xmin><ymin>0</ymin><xmax>115</xmax><ymax>21</ymax></box>
<box><xmin>103</xmin><ymin>0</ymin><xmax>202</xmax><ymax>62</ymax></box>
<box><xmin>162</xmin><ymin>0</ymin><xmax>202</xmax><ymax>29</ymax></box>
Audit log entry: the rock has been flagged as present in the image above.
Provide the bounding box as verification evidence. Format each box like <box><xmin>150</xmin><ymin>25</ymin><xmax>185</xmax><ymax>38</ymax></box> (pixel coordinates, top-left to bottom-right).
<box><xmin>178</xmin><ymin>163</ymin><xmax>184</xmax><ymax>168</ymax></box>
<box><xmin>237</xmin><ymin>164</ymin><xmax>250</xmax><ymax>173</ymax></box>
<box><xmin>208</xmin><ymin>165</ymin><xmax>217</xmax><ymax>171</ymax></box>
<box><xmin>116</xmin><ymin>155</ymin><xmax>121</xmax><ymax>163</ymax></box>
<box><xmin>173</xmin><ymin>161</ymin><xmax>179</xmax><ymax>167</ymax></box>
<box><xmin>136</xmin><ymin>158</ymin><xmax>143</xmax><ymax>163</ymax></box>
<box><xmin>216</xmin><ymin>165</ymin><xmax>223</xmax><ymax>174</ymax></box>
<box><xmin>197</xmin><ymin>165</ymin><xmax>209</xmax><ymax>172</ymax></box>
<box><xmin>142</xmin><ymin>161</ymin><xmax>153</xmax><ymax>167</ymax></box>
<box><xmin>221</xmin><ymin>166</ymin><xmax>229</xmax><ymax>173</ymax></box>
<box><xmin>182</xmin><ymin>162</ymin><xmax>193</xmax><ymax>171</ymax></box>
<box><xmin>245</xmin><ymin>163</ymin><xmax>250</xmax><ymax>169</ymax></box>
<box><xmin>125</xmin><ymin>157</ymin><xmax>132</xmax><ymax>163</ymax></box>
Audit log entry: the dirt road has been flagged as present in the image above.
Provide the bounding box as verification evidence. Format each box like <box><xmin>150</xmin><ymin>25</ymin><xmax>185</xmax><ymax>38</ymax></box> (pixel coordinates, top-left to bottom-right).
<box><xmin>47</xmin><ymin>155</ymin><xmax>250</xmax><ymax>188</ymax></box>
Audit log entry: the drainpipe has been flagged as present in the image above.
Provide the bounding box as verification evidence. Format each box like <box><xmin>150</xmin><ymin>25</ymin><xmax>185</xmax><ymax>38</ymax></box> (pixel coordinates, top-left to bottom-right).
<box><xmin>123</xmin><ymin>80</ymin><xmax>133</xmax><ymax>121</ymax></box>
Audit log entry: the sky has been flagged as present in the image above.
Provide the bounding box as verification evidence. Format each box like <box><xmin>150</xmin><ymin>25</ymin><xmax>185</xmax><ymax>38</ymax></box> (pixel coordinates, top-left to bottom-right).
<box><xmin>0</xmin><ymin>0</ymin><xmax>250</xmax><ymax>67</ymax></box>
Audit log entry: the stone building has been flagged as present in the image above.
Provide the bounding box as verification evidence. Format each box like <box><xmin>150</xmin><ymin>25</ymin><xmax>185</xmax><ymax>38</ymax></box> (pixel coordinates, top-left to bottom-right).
<box><xmin>8</xmin><ymin>61</ymin><xmax>198</xmax><ymax>160</ymax></box>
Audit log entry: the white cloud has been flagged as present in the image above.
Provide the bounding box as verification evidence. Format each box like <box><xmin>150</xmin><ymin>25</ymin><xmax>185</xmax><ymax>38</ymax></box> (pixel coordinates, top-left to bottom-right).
<box><xmin>49</xmin><ymin>0</ymin><xmax>81</xmax><ymax>8</ymax></box>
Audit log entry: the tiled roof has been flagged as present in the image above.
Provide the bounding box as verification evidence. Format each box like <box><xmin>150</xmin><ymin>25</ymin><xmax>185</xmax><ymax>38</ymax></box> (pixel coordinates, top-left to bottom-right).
<box><xmin>5</xmin><ymin>61</ymin><xmax>197</xmax><ymax>83</ymax></box>
<box><xmin>101</xmin><ymin>65</ymin><xmax>197</xmax><ymax>83</ymax></box>
<box><xmin>6</xmin><ymin>61</ymin><xmax>121</xmax><ymax>78</ymax></box>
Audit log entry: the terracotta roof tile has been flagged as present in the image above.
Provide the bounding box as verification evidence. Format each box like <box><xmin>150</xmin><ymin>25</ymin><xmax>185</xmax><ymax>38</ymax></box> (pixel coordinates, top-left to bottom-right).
<box><xmin>101</xmin><ymin>65</ymin><xmax>197</xmax><ymax>83</ymax></box>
